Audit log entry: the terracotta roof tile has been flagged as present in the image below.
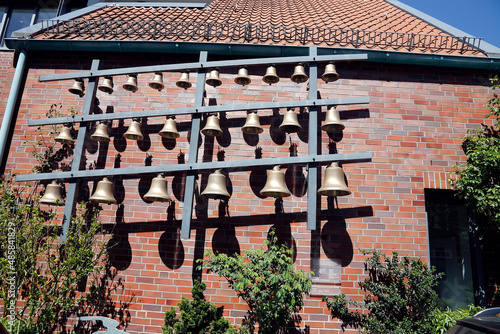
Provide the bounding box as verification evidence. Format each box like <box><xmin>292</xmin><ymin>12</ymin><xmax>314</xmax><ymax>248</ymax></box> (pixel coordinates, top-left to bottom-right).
<box><xmin>30</xmin><ymin>0</ymin><xmax>486</xmax><ymax>56</ymax></box>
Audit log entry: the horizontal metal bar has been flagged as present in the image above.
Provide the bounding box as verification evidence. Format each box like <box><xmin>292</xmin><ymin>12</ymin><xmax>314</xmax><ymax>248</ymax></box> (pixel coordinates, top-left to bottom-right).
<box><xmin>38</xmin><ymin>54</ymin><xmax>368</xmax><ymax>82</ymax></box>
<box><xmin>27</xmin><ymin>97</ymin><xmax>370</xmax><ymax>126</ymax></box>
<box><xmin>15</xmin><ymin>152</ymin><xmax>372</xmax><ymax>182</ymax></box>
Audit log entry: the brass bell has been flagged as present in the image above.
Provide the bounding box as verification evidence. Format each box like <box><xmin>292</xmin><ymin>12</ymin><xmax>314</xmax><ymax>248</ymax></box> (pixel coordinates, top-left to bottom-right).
<box><xmin>321</xmin><ymin>106</ymin><xmax>345</xmax><ymax>133</ymax></box>
<box><xmin>159</xmin><ymin>117</ymin><xmax>180</xmax><ymax>139</ymax></box>
<box><xmin>176</xmin><ymin>71</ymin><xmax>192</xmax><ymax>89</ymax></box>
<box><xmin>90</xmin><ymin>122</ymin><xmax>110</xmax><ymax>143</ymax></box>
<box><xmin>317</xmin><ymin>162</ymin><xmax>351</xmax><ymax>197</ymax></box>
<box><xmin>98</xmin><ymin>76</ymin><xmax>114</xmax><ymax>94</ymax></box>
<box><xmin>123</xmin><ymin>74</ymin><xmax>138</xmax><ymax>92</ymax></box>
<box><xmin>55</xmin><ymin>125</ymin><xmax>74</xmax><ymax>145</ymax></box>
<box><xmin>279</xmin><ymin>109</ymin><xmax>302</xmax><ymax>133</ymax></box>
<box><xmin>68</xmin><ymin>79</ymin><xmax>84</xmax><ymax>96</ymax></box>
<box><xmin>322</xmin><ymin>62</ymin><xmax>339</xmax><ymax>83</ymax></box>
<box><xmin>262</xmin><ymin>65</ymin><xmax>279</xmax><ymax>84</ymax></box>
<box><xmin>260</xmin><ymin>166</ymin><xmax>291</xmax><ymax>198</ymax></box>
<box><xmin>206</xmin><ymin>69</ymin><xmax>222</xmax><ymax>87</ymax></box>
<box><xmin>242</xmin><ymin>111</ymin><xmax>263</xmax><ymax>134</ymax></box>
<box><xmin>291</xmin><ymin>63</ymin><xmax>308</xmax><ymax>84</ymax></box>
<box><xmin>123</xmin><ymin>119</ymin><xmax>144</xmax><ymax>141</ymax></box>
<box><xmin>149</xmin><ymin>72</ymin><xmax>164</xmax><ymax>91</ymax></box>
<box><xmin>144</xmin><ymin>174</ymin><xmax>172</xmax><ymax>202</ymax></box>
<box><xmin>234</xmin><ymin>67</ymin><xmax>251</xmax><ymax>86</ymax></box>
<box><xmin>40</xmin><ymin>181</ymin><xmax>65</xmax><ymax>206</ymax></box>
<box><xmin>201</xmin><ymin>115</ymin><xmax>223</xmax><ymax>137</ymax></box>
<box><xmin>201</xmin><ymin>170</ymin><xmax>230</xmax><ymax>200</ymax></box>
<box><xmin>89</xmin><ymin>177</ymin><xmax>117</xmax><ymax>204</ymax></box>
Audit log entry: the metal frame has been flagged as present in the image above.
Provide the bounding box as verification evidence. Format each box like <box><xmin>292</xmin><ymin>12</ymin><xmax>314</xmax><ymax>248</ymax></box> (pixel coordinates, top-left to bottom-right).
<box><xmin>17</xmin><ymin>46</ymin><xmax>371</xmax><ymax>241</ymax></box>
<box><xmin>39</xmin><ymin>19</ymin><xmax>483</xmax><ymax>53</ymax></box>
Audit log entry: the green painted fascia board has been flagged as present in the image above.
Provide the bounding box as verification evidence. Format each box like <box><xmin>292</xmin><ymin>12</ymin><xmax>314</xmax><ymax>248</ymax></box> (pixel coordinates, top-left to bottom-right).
<box><xmin>5</xmin><ymin>38</ymin><xmax>500</xmax><ymax>71</ymax></box>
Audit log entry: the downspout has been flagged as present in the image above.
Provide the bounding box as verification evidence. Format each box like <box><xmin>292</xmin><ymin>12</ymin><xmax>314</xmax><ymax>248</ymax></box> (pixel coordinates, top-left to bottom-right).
<box><xmin>0</xmin><ymin>49</ymin><xmax>27</xmax><ymax>175</ymax></box>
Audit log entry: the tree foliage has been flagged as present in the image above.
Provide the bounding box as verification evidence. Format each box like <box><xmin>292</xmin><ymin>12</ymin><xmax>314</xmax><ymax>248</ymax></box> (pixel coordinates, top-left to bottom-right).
<box><xmin>323</xmin><ymin>250</ymin><xmax>441</xmax><ymax>334</ymax></box>
<box><xmin>0</xmin><ymin>178</ymin><xmax>109</xmax><ymax>333</ymax></box>
<box><xmin>200</xmin><ymin>231</ymin><xmax>312</xmax><ymax>334</ymax></box>
<box><xmin>450</xmin><ymin>76</ymin><xmax>500</xmax><ymax>230</ymax></box>
<box><xmin>162</xmin><ymin>279</ymin><xmax>235</xmax><ymax>334</ymax></box>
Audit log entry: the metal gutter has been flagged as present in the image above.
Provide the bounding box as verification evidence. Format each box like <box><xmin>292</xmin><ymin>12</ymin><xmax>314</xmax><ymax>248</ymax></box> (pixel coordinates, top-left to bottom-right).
<box><xmin>386</xmin><ymin>0</ymin><xmax>500</xmax><ymax>57</ymax></box>
<box><xmin>0</xmin><ymin>49</ymin><xmax>27</xmax><ymax>174</ymax></box>
<box><xmin>5</xmin><ymin>38</ymin><xmax>500</xmax><ymax>71</ymax></box>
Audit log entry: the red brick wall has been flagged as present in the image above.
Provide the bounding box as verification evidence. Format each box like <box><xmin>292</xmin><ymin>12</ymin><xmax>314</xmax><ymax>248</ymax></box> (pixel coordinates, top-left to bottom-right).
<box><xmin>1</xmin><ymin>50</ymin><xmax>497</xmax><ymax>333</ymax></box>
<box><xmin>0</xmin><ymin>51</ymin><xmax>16</xmax><ymax>124</ymax></box>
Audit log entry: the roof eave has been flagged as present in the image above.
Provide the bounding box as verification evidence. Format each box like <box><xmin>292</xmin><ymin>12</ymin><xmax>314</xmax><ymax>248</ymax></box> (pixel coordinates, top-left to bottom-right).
<box><xmin>4</xmin><ymin>38</ymin><xmax>500</xmax><ymax>71</ymax></box>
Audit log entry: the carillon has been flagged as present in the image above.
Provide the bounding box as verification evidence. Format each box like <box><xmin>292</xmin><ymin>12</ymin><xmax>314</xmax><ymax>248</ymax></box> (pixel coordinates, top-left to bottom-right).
<box><xmin>149</xmin><ymin>72</ymin><xmax>164</xmax><ymax>91</ymax></box>
<box><xmin>123</xmin><ymin>119</ymin><xmax>144</xmax><ymax>141</ymax></box>
<box><xmin>201</xmin><ymin>170</ymin><xmax>231</xmax><ymax>200</ymax></box>
<box><xmin>201</xmin><ymin>114</ymin><xmax>223</xmax><ymax>137</ymax></box>
<box><xmin>89</xmin><ymin>177</ymin><xmax>117</xmax><ymax>204</ymax></box>
<box><xmin>291</xmin><ymin>63</ymin><xmax>308</xmax><ymax>83</ymax></box>
<box><xmin>206</xmin><ymin>69</ymin><xmax>222</xmax><ymax>87</ymax></box>
<box><xmin>55</xmin><ymin>124</ymin><xmax>74</xmax><ymax>145</ymax></box>
<box><xmin>122</xmin><ymin>74</ymin><xmax>138</xmax><ymax>92</ymax></box>
<box><xmin>234</xmin><ymin>67</ymin><xmax>251</xmax><ymax>86</ymax></box>
<box><xmin>98</xmin><ymin>76</ymin><xmax>114</xmax><ymax>94</ymax></box>
<box><xmin>176</xmin><ymin>71</ymin><xmax>192</xmax><ymax>89</ymax></box>
<box><xmin>144</xmin><ymin>174</ymin><xmax>172</xmax><ymax>202</ymax></box>
<box><xmin>279</xmin><ymin>109</ymin><xmax>302</xmax><ymax>133</ymax></box>
<box><xmin>260</xmin><ymin>166</ymin><xmax>291</xmax><ymax>198</ymax></box>
<box><xmin>322</xmin><ymin>62</ymin><xmax>340</xmax><ymax>83</ymax></box>
<box><xmin>68</xmin><ymin>79</ymin><xmax>84</xmax><ymax>96</ymax></box>
<box><xmin>159</xmin><ymin>117</ymin><xmax>180</xmax><ymax>139</ymax></box>
<box><xmin>321</xmin><ymin>106</ymin><xmax>345</xmax><ymax>133</ymax></box>
<box><xmin>317</xmin><ymin>162</ymin><xmax>351</xmax><ymax>197</ymax></box>
<box><xmin>40</xmin><ymin>181</ymin><xmax>65</xmax><ymax>206</ymax></box>
<box><xmin>241</xmin><ymin>110</ymin><xmax>264</xmax><ymax>135</ymax></box>
<box><xmin>262</xmin><ymin>65</ymin><xmax>279</xmax><ymax>84</ymax></box>
<box><xmin>91</xmin><ymin>122</ymin><xmax>111</xmax><ymax>143</ymax></box>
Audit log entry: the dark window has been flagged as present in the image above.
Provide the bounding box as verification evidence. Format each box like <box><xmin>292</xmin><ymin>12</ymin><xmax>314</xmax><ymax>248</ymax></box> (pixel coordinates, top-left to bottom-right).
<box><xmin>426</xmin><ymin>189</ymin><xmax>475</xmax><ymax>309</ymax></box>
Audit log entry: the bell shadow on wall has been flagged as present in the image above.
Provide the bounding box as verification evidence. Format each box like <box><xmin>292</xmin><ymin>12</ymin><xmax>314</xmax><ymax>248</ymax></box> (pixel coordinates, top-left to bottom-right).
<box><xmin>270</xmin><ymin>108</ymin><xmax>286</xmax><ymax>145</ymax></box>
<box><xmin>311</xmin><ymin>200</ymin><xmax>374</xmax><ymax>271</ymax></box>
<box><xmin>113</xmin><ymin>119</ymin><xmax>127</xmax><ymax>153</ymax></box>
<box><xmin>216</xmin><ymin>111</ymin><xmax>231</xmax><ymax>148</ymax></box>
<box><xmin>108</xmin><ymin>204</ymin><xmax>133</xmax><ymax>271</ymax></box>
<box><xmin>285</xmin><ymin>143</ymin><xmax>307</xmax><ymax>197</ymax></box>
<box><xmin>94</xmin><ymin>133</ymin><xmax>110</xmax><ymax>170</ymax></box>
<box><xmin>158</xmin><ymin>226</ymin><xmax>185</xmax><ymax>270</ymax></box>
<box><xmin>249</xmin><ymin>147</ymin><xmax>267</xmax><ymax>199</ymax></box>
<box><xmin>171</xmin><ymin>152</ymin><xmax>186</xmax><ymax>202</ymax></box>
<box><xmin>268</xmin><ymin>223</ymin><xmax>297</xmax><ymax>263</ymax></box>
<box><xmin>137</xmin><ymin>118</ymin><xmax>151</xmax><ymax>152</ymax></box>
<box><xmin>243</xmin><ymin>132</ymin><xmax>259</xmax><ymax>146</ymax></box>
<box><xmin>212</xmin><ymin>226</ymin><xmax>240</xmax><ymax>257</ymax></box>
<box><xmin>112</xmin><ymin>154</ymin><xmax>125</xmax><ymax>205</ymax></box>
<box><xmin>297</xmin><ymin>107</ymin><xmax>309</xmax><ymax>144</ymax></box>
<box><xmin>138</xmin><ymin>154</ymin><xmax>154</xmax><ymax>203</ymax></box>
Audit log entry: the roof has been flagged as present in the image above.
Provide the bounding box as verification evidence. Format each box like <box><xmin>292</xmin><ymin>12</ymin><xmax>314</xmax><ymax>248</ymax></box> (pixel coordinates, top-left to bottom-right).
<box><xmin>23</xmin><ymin>0</ymin><xmax>490</xmax><ymax>56</ymax></box>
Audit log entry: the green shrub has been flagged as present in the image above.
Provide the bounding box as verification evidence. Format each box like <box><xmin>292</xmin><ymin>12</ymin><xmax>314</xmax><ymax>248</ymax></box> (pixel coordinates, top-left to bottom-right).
<box><xmin>0</xmin><ymin>178</ymin><xmax>108</xmax><ymax>333</ymax></box>
<box><xmin>200</xmin><ymin>231</ymin><xmax>312</xmax><ymax>334</ymax></box>
<box><xmin>434</xmin><ymin>305</ymin><xmax>483</xmax><ymax>334</ymax></box>
<box><xmin>323</xmin><ymin>250</ymin><xmax>442</xmax><ymax>334</ymax></box>
<box><xmin>162</xmin><ymin>279</ymin><xmax>235</xmax><ymax>334</ymax></box>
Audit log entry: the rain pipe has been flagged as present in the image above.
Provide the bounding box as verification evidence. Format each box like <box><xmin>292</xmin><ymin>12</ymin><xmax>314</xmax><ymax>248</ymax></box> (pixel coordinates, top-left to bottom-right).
<box><xmin>0</xmin><ymin>49</ymin><xmax>27</xmax><ymax>174</ymax></box>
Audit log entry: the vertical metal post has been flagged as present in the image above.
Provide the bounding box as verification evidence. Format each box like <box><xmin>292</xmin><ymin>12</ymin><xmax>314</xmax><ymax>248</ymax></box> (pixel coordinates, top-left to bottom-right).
<box><xmin>0</xmin><ymin>49</ymin><xmax>27</xmax><ymax>174</ymax></box>
<box><xmin>307</xmin><ymin>45</ymin><xmax>319</xmax><ymax>230</ymax></box>
<box><xmin>181</xmin><ymin>51</ymin><xmax>207</xmax><ymax>239</ymax></box>
<box><xmin>60</xmin><ymin>59</ymin><xmax>100</xmax><ymax>244</ymax></box>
